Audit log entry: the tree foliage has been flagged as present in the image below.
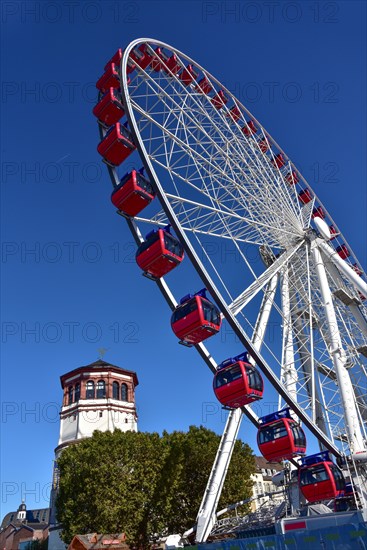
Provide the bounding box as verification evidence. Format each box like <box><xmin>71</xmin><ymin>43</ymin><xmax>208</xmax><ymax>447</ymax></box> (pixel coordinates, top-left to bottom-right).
<box><xmin>56</xmin><ymin>427</ymin><xmax>255</xmax><ymax>547</ymax></box>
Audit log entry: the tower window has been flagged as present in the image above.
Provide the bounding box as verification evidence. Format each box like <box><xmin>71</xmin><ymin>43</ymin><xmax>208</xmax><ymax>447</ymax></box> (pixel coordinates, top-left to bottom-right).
<box><xmin>112</xmin><ymin>381</ymin><xmax>119</xmax><ymax>400</ymax></box>
<box><xmin>75</xmin><ymin>383</ymin><xmax>80</xmax><ymax>402</ymax></box>
<box><xmin>86</xmin><ymin>380</ymin><xmax>95</xmax><ymax>399</ymax></box>
<box><xmin>96</xmin><ymin>380</ymin><xmax>106</xmax><ymax>399</ymax></box>
<box><xmin>68</xmin><ymin>386</ymin><xmax>73</xmax><ymax>405</ymax></box>
<box><xmin>121</xmin><ymin>383</ymin><xmax>128</xmax><ymax>402</ymax></box>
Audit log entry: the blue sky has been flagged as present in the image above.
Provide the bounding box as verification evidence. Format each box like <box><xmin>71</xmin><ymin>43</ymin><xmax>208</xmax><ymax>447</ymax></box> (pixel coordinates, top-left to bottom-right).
<box><xmin>1</xmin><ymin>0</ymin><xmax>366</xmax><ymax>518</ymax></box>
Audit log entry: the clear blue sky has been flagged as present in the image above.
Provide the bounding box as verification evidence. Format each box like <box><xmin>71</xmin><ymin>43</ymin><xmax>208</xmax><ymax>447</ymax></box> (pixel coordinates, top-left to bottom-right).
<box><xmin>1</xmin><ymin>0</ymin><xmax>366</xmax><ymax>518</ymax></box>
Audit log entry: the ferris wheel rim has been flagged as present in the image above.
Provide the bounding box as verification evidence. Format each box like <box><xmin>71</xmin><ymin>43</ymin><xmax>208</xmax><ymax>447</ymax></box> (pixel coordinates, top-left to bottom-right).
<box><xmin>114</xmin><ymin>39</ymin><xmax>352</xmax><ymax>457</ymax></box>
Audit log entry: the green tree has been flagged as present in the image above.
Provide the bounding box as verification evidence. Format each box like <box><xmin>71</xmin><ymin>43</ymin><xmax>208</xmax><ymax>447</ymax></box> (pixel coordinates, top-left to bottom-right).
<box><xmin>56</xmin><ymin>427</ymin><xmax>255</xmax><ymax>547</ymax></box>
<box><xmin>56</xmin><ymin>430</ymin><xmax>168</xmax><ymax>547</ymax></box>
<box><xmin>160</xmin><ymin>426</ymin><xmax>255</xmax><ymax>533</ymax></box>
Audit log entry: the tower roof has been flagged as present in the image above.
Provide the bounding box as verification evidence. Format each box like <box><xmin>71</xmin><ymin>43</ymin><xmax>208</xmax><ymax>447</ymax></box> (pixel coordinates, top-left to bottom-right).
<box><xmin>60</xmin><ymin>360</ymin><xmax>138</xmax><ymax>387</ymax></box>
<box><xmin>17</xmin><ymin>501</ymin><xmax>26</xmax><ymax>512</ymax></box>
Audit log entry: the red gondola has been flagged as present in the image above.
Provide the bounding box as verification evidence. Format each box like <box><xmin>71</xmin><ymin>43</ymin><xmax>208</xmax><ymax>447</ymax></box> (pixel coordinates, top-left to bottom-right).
<box><xmin>111</xmin><ymin>169</ymin><xmax>155</xmax><ymax>217</ymax></box>
<box><xmin>257</xmin><ymin>408</ymin><xmax>306</xmax><ymax>462</ymax></box>
<box><xmin>299</xmin><ymin>452</ymin><xmax>346</xmax><ymax>503</ymax></box>
<box><xmin>258</xmin><ymin>137</ymin><xmax>269</xmax><ymax>153</ymax></box>
<box><xmin>171</xmin><ymin>289</ymin><xmax>221</xmax><ymax>345</ymax></box>
<box><xmin>136</xmin><ymin>225</ymin><xmax>184</xmax><ymax>279</ymax></box>
<box><xmin>151</xmin><ymin>47</ymin><xmax>167</xmax><ymax>72</ymax></box>
<box><xmin>285</xmin><ymin>171</ymin><xmax>299</xmax><ymax>185</ymax></box>
<box><xmin>130</xmin><ymin>44</ymin><xmax>153</xmax><ymax>70</ymax></box>
<box><xmin>97</xmin><ymin>123</ymin><xmax>136</xmax><ymax>166</ymax></box>
<box><xmin>96</xmin><ymin>62</ymin><xmax>120</xmax><ymax>93</ymax></box>
<box><xmin>336</xmin><ymin>244</ymin><xmax>350</xmax><ymax>260</ymax></box>
<box><xmin>93</xmin><ymin>88</ymin><xmax>125</xmax><ymax>126</ymax></box>
<box><xmin>271</xmin><ymin>153</ymin><xmax>285</xmax><ymax>169</ymax></box>
<box><xmin>312</xmin><ymin>206</ymin><xmax>325</xmax><ymax>219</ymax></box>
<box><xmin>242</xmin><ymin>120</ymin><xmax>257</xmax><ymax>136</ymax></box>
<box><xmin>298</xmin><ymin>188</ymin><xmax>312</xmax><ymax>204</ymax></box>
<box><xmin>211</xmin><ymin>90</ymin><xmax>228</xmax><ymax>110</ymax></box>
<box><xmin>104</xmin><ymin>48</ymin><xmax>136</xmax><ymax>74</ymax></box>
<box><xmin>163</xmin><ymin>53</ymin><xmax>181</xmax><ymax>76</ymax></box>
<box><xmin>227</xmin><ymin>105</ymin><xmax>241</xmax><ymax>123</ymax></box>
<box><xmin>179</xmin><ymin>64</ymin><xmax>198</xmax><ymax>86</ymax></box>
<box><xmin>329</xmin><ymin>225</ymin><xmax>337</xmax><ymax>240</ymax></box>
<box><xmin>213</xmin><ymin>352</ymin><xmax>263</xmax><ymax>408</ymax></box>
<box><xmin>196</xmin><ymin>76</ymin><xmax>213</xmax><ymax>95</ymax></box>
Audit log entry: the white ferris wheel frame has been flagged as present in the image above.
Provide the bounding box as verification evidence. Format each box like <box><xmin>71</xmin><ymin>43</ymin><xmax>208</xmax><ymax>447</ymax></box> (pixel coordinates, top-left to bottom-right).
<box><xmin>98</xmin><ymin>37</ymin><xmax>367</xmax><ymax>539</ymax></box>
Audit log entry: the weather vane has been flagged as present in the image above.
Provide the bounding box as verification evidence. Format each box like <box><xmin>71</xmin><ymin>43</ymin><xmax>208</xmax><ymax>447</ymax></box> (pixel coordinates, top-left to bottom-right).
<box><xmin>97</xmin><ymin>347</ymin><xmax>108</xmax><ymax>359</ymax></box>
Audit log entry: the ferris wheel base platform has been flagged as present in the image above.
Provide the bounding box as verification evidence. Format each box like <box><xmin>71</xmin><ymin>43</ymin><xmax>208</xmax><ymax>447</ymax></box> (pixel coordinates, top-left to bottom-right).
<box><xmin>190</xmin><ymin>509</ymin><xmax>367</xmax><ymax>549</ymax></box>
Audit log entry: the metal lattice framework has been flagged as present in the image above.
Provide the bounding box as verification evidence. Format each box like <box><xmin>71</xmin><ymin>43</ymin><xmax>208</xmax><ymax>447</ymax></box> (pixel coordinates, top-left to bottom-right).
<box><xmin>97</xmin><ymin>38</ymin><xmax>367</xmax><ymax>540</ymax></box>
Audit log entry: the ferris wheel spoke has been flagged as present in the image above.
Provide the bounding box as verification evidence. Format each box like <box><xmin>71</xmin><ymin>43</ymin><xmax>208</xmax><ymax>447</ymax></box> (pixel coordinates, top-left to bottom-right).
<box><xmin>228</xmin><ymin>241</ymin><xmax>304</xmax><ymax>316</ymax></box>
<box><xmin>164</xmin><ymin>194</ymin><xmax>301</xmax><ymax>240</ymax></box>
<box><xmin>130</xmin><ymin>69</ymin><xmax>303</xmax><ymax>235</ymax></box>
<box><xmin>142</xmin><ymin>161</ymin><xmax>299</xmax><ymax>248</ymax></box>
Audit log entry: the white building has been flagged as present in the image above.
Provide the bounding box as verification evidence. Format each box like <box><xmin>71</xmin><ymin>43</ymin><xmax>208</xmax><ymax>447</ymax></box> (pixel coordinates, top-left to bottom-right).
<box><xmin>250</xmin><ymin>456</ymin><xmax>285</xmax><ymax>511</ymax></box>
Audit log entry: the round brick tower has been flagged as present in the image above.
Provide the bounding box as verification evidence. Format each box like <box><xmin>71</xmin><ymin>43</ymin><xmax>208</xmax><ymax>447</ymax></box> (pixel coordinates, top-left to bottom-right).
<box><xmin>49</xmin><ymin>359</ymin><xmax>138</xmax><ymax>540</ymax></box>
<box><xmin>56</xmin><ymin>359</ymin><xmax>138</xmax><ymax>452</ymax></box>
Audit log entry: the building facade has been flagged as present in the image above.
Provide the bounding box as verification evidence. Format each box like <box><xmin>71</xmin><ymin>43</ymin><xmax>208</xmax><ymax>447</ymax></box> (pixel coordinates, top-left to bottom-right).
<box><xmin>0</xmin><ymin>502</ymin><xmax>49</xmax><ymax>550</ymax></box>
<box><xmin>250</xmin><ymin>457</ymin><xmax>285</xmax><ymax>511</ymax></box>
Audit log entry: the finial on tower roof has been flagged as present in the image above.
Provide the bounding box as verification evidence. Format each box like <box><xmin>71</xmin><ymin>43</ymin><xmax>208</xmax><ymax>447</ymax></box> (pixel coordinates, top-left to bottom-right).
<box><xmin>97</xmin><ymin>347</ymin><xmax>108</xmax><ymax>360</ymax></box>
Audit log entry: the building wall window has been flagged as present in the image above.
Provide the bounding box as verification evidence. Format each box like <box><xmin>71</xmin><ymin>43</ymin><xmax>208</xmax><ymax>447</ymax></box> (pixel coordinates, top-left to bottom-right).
<box><xmin>121</xmin><ymin>383</ymin><xmax>128</xmax><ymax>401</ymax></box>
<box><xmin>74</xmin><ymin>383</ymin><xmax>80</xmax><ymax>402</ymax></box>
<box><xmin>113</xmin><ymin>381</ymin><xmax>119</xmax><ymax>400</ymax></box>
<box><xmin>86</xmin><ymin>380</ymin><xmax>95</xmax><ymax>399</ymax></box>
<box><xmin>96</xmin><ymin>380</ymin><xmax>106</xmax><ymax>399</ymax></box>
<box><xmin>68</xmin><ymin>386</ymin><xmax>73</xmax><ymax>405</ymax></box>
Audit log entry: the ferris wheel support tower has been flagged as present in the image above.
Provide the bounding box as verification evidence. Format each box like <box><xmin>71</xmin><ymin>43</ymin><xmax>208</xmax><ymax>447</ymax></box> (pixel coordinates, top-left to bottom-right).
<box><xmin>311</xmin><ymin>238</ymin><xmax>365</xmax><ymax>454</ymax></box>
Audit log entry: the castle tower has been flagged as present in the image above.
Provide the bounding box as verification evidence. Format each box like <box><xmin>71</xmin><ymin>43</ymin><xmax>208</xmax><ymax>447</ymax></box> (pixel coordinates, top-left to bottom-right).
<box><xmin>56</xmin><ymin>359</ymin><xmax>138</xmax><ymax>453</ymax></box>
<box><xmin>49</xmin><ymin>359</ymin><xmax>138</xmax><ymax>541</ymax></box>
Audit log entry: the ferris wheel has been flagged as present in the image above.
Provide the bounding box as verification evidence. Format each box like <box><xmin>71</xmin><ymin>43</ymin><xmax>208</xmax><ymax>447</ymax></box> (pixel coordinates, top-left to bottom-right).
<box><xmin>94</xmin><ymin>38</ymin><xmax>367</xmax><ymax>539</ymax></box>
